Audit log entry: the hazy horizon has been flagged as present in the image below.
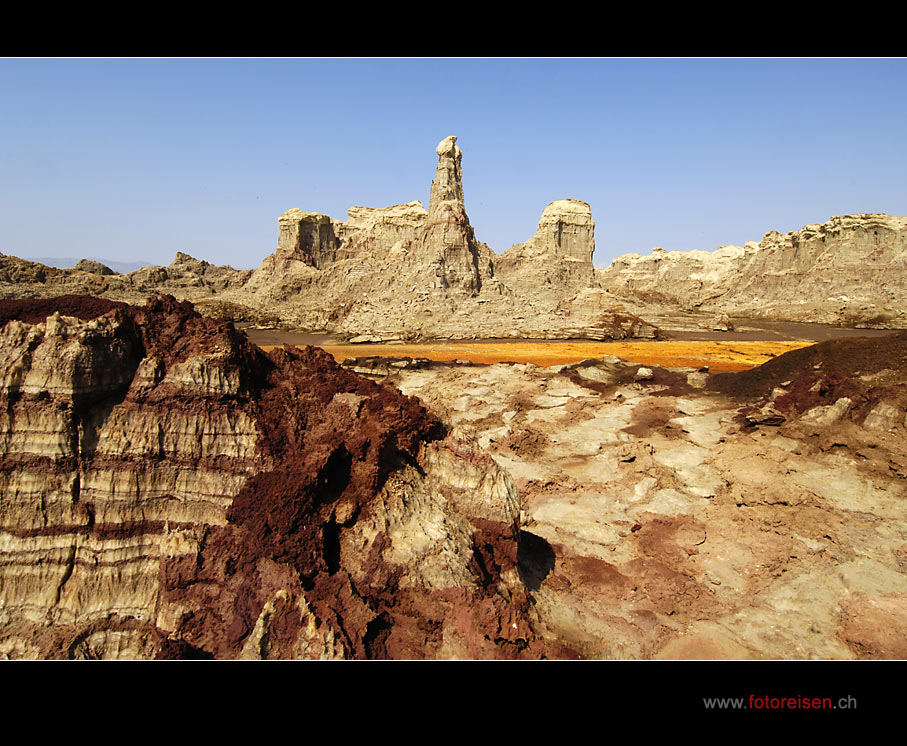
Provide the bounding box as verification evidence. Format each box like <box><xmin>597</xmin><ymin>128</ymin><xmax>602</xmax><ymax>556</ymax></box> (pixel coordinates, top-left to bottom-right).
<box><xmin>2</xmin><ymin>58</ymin><xmax>905</xmax><ymax>270</ymax></box>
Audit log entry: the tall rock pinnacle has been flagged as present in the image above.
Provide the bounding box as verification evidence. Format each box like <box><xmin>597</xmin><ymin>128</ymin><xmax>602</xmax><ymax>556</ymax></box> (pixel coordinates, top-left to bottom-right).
<box><xmin>418</xmin><ymin>135</ymin><xmax>483</xmax><ymax>294</ymax></box>
<box><xmin>429</xmin><ymin>135</ymin><xmax>465</xmax><ymax>215</ymax></box>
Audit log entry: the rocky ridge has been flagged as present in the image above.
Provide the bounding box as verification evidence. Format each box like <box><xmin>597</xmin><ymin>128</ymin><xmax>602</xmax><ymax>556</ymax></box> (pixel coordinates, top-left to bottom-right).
<box><xmin>227</xmin><ymin>135</ymin><xmax>616</xmax><ymax>341</ymax></box>
<box><xmin>0</xmin><ymin>295</ymin><xmax>561</xmax><ymax>659</ymax></box>
<box><xmin>0</xmin><ymin>137</ymin><xmax>654</xmax><ymax>342</ymax></box>
<box><xmin>1</xmin><ymin>138</ymin><xmax>905</xmax><ymax>338</ymax></box>
<box><xmin>597</xmin><ymin>214</ymin><xmax>907</xmax><ymax>328</ymax></box>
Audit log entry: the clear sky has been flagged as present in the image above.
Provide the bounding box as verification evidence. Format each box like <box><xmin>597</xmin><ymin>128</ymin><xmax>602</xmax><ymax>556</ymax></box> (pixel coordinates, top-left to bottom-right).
<box><xmin>1</xmin><ymin>58</ymin><xmax>905</xmax><ymax>270</ymax></box>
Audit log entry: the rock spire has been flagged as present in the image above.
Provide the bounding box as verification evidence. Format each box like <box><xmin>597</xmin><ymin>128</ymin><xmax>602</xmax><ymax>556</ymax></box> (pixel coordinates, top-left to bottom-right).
<box><xmin>428</xmin><ymin>135</ymin><xmax>465</xmax><ymax>216</ymax></box>
<box><xmin>418</xmin><ymin>135</ymin><xmax>484</xmax><ymax>294</ymax></box>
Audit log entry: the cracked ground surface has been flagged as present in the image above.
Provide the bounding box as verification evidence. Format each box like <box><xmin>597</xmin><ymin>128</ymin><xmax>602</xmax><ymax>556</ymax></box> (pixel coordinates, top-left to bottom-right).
<box><xmin>376</xmin><ymin>351</ymin><xmax>907</xmax><ymax>659</ymax></box>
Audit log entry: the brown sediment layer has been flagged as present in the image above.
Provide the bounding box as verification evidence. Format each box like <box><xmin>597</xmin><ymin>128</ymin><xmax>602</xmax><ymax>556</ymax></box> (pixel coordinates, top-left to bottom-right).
<box><xmin>0</xmin><ymin>295</ymin><xmax>128</xmax><ymax>326</ymax></box>
<box><xmin>1</xmin><ymin>520</ymin><xmax>199</xmax><ymax>539</ymax></box>
<box><xmin>712</xmin><ymin>332</ymin><xmax>907</xmax><ymax>407</ymax></box>
<box><xmin>0</xmin><ymin>452</ymin><xmax>253</xmax><ymax>473</ymax></box>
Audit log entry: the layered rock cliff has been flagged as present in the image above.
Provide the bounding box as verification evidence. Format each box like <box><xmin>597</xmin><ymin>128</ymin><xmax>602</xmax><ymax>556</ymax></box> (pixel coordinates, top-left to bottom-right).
<box><xmin>0</xmin><ymin>295</ymin><xmax>555</xmax><ymax>659</ymax></box>
<box><xmin>495</xmin><ymin>199</ymin><xmax>597</xmax><ymax>301</ymax></box>
<box><xmin>597</xmin><ymin>214</ymin><xmax>907</xmax><ymax>328</ymax></box>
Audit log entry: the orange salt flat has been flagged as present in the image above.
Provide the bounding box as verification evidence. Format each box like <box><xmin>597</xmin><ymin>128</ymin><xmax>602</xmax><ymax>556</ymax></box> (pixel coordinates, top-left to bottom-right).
<box><xmin>257</xmin><ymin>340</ymin><xmax>814</xmax><ymax>372</ymax></box>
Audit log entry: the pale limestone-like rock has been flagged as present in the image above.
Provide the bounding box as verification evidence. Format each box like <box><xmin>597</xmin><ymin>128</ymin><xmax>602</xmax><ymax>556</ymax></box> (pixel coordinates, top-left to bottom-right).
<box><xmin>495</xmin><ymin>200</ymin><xmax>596</xmax><ymax>295</ymax></box>
<box><xmin>417</xmin><ymin>135</ymin><xmax>484</xmax><ymax>294</ymax></box>
<box><xmin>429</xmin><ymin>135</ymin><xmax>464</xmax><ymax>215</ymax></box>
<box><xmin>597</xmin><ymin>214</ymin><xmax>907</xmax><ymax>326</ymax></box>
<box><xmin>14</xmin><ymin>313</ymin><xmax>141</xmax><ymax>399</ymax></box>
<box><xmin>863</xmin><ymin>401</ymin><xmax>902</xmax><ymax>431</ymax></box>
<box><xmin>276</xmin><ymin>209</ymin><xmax>339</xmax><ymax>270</ymax></box>
<box><xmin>745</xmin><ymin>407</ymin><xmax>786</xmax><ymax>427</ymax></box>
<box><xmin>712</xmin><ymin>313</ymin><xmax>734</xmax><ymax>331</ymax></box>
<box><xmin>334</xmin><ymin>202</ymin><xmax>428</xmax><ymax>256</ymax></box>
<box><xmin>801</xmin><ymin>397</ymin><xmax>853</xmax><ymax>425</ymax></box>
<box><xmin>536</xmin><ymin>199</ymin><xmax>596</xmax><ymax>263</ymax></box>
<box><xmin>509</xmin><ymin>199</ymin><xmax>596</xmax><ymax>263</ymax></box>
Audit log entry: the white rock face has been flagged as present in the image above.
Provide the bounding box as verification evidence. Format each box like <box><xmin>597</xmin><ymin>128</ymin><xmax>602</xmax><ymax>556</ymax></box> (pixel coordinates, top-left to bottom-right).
<box><xmin>417</xmin><ymin>135</ymin><xmax>484</xmax><ymax>293</ymax></box>
<box><xmin>493</xmin><ymin>200</ymin><xmax>596</xmax><ymax>300</ymax></box>
<box><xmin>863</xmin><ymin>401</ymin><xmax>902</xmax><ymax>431</ymax></box>
<box><xmin>333</xmin><ymin>202</ymin><xmax>428</xmax><ymax>260</ymax></box>
<box><xmin>801</xmin><ymin>397</ymin><xmax>853</xmax><ymax>425</ymax></box>
<box><xmin>712</xmin><ymin>313</ymin><xmax>734</xmax><ymax>332</ymax></box>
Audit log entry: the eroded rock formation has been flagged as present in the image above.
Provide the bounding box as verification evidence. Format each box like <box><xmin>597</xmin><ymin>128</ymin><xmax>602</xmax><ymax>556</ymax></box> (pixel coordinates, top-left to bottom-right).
<box><xmin>417</xmin><ymin>135</ymin><xmax>485</xmax><ymax>293</ymax></box>
<box><xmin>276</xmin><ymin>210</ymin><xmax>339</xmax><ymax>270</ymax></box>
<box><xmin>597</xmin><ymin>214</ymin><xmax>907</xmax><ymax>328</ymax></box>
<box><xmin>0</xmin><ymin>295</ymin><xmax>557</xmax><ymax>659</ymax></box>
<box><xmin>495</xmin><ymin>199</ymin><xmax>596</xmax><ymax>296</ymax></box>
<box><xmin>1</xmin><ymin>138</ymin><xmax>904</xmax><ymax>338</ymax></box>
<box><xmin>0</xmin><ymin>137</ymin><xmax>653</xmax><ymax>342</ymax></box>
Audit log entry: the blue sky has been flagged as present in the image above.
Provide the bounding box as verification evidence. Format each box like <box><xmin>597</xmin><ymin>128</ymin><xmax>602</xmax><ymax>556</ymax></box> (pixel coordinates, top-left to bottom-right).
<box><xmin>1</xmin><ymin>58</ymin><xmax>905</xmax><ymax>269</ymax></box>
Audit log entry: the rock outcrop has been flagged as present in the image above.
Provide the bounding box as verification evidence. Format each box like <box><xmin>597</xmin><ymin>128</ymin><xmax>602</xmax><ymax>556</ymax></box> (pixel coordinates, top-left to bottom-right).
<box><xmin>276</xmin><ymin>210</ymin><xmax>339</xmax><ymax>270</ymax></box>
<box><xmin>2</xmin><ymin>138</ymin><xmax>904</xmax><ymax>338</ymax></box>
<box><xmin>495</xmin><ymin>199</ymin><xmax>596</xmax><ymax>296</ymax></box>
<box><xmin>597</xmin><ymin>214</ymin><xmax>907</xmax><ymax>328</ymax></box>
<box><xmin>72</xmin><ymin>259</ymin><xmax>116</xmax><ymax>276</ymax></box>
<box><xmin>339</xmin><ymin>202</ymin><xmax>429</xmax><ymax>255</ymax></box>
<box><xmin>0</xmin><ymin>295</ymin><xmax>555</xmax><ymax>659</ymax></box>
<box><xmin>0</xmin><ymin>252</ymin><xmax>251</xmax><ymax>311</ymax></box>
<box><xmin>516</xmin><ymin>199</ymin><xmax>595</xmax><ymax>264</ymax></box>
<box><xmin>416</xmin><ymin>135</ymin><xmax>486</xmax><ymax>294</ymax></box>
<box><xmin>220</xmin><ymin>136</ymin><xmax>624</xmax><ymax>341</ymax></box>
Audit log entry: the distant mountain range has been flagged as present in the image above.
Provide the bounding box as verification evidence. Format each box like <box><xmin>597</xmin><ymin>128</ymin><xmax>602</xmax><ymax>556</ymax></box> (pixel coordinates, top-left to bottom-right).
<box><xmin>22</xmin><ymin>257</ymin><xmax>152</xmax><ymax>274</ymax></box>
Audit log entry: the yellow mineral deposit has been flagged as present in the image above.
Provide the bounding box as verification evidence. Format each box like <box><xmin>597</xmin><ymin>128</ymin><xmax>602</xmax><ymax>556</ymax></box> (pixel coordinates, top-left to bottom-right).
<box><xmin>260</xmin><ymin>340</ymin><xmax>812</xmax><ymax>372</ymax></box>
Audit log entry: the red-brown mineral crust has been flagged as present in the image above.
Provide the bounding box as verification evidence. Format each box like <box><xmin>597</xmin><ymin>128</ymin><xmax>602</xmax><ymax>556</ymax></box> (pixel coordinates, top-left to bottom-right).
<box><xmin>711</xmin><ymin>332</ymin><xmax>907</xmax><ymax>429</ymax></box>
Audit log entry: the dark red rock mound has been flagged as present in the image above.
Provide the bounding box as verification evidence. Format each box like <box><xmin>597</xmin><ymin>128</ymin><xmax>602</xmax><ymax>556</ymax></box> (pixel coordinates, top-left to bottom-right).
<box><xmin>0</xmin><ymin>295</ymin><xmax>128</xmax><ymax>326</ymax></box>
<box><xmin>712</xmin><ymin>332</ymin><xmax>907</xmax><ymax>411</ymax></box>
<box><xmin>165</xmin><ymin>340</ymin><xmax>450</xmax><ymax>659</ymax></box>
